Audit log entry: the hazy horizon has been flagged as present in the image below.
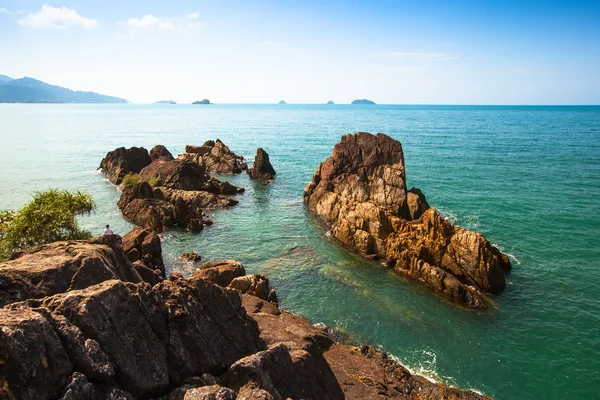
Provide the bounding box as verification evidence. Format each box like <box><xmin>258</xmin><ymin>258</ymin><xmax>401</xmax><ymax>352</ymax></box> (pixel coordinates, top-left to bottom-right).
<box><xmin>1</xmin><ymin>0</ymin><xmax>599</xmax><ymax>105</ymax></box>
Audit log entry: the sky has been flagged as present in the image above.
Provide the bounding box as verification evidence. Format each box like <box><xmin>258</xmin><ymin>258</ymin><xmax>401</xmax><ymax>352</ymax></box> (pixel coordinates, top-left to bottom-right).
<box><xmin>0</xmin><ymin>0</ymin><xmax>599</xmax><ymax>104</ymax></box>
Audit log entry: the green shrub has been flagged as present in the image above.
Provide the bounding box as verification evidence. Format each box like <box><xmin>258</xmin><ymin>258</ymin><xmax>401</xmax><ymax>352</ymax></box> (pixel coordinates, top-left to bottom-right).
<box><xmin>121</xmin><ymin>173</ymin><xmax>140</xmax><ymax>188</ymax></box>
<box><xmin>147</xmin><ymin>177</ymin><xmax>160</xmax><ymax>187</ymax></box>
<box><xmin>0</xmin><ymin>189</ymin><xmax>95</xmax><ymax>261</ymax></box>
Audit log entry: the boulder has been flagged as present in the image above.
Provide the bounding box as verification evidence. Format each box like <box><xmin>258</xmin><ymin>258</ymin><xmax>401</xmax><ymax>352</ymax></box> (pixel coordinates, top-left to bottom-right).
<box><xmin>184</xmin><ymin>385</ymin><xmax>236</xmax><ymax>400</ymax></box>
<box><xmin>0</xmin><ymin>234</ymin><xmax>141</xmax><ymax>307</ymax></box>
<box><xmin>178</xmin><ymin>139</ymin><xmax>248</xmax><ymax>174</ymax></box>
<box><xmin>181</xmin><ymin>251</ymin><xmax>202</xmax><ymax>263</ymax></box>
<box><xmin>150</xmin><ymin>145</ymin><xmax>175</xmax><ymax>161</ymax></box>
<box><xmin>100</xmin><ymin>147</ymin><xmax>151</xmax><ymax>185</ymax></box>
<box><xmin>117</xmin><ymin>182</ymin><xmax>238</xmax><ymax>233</ymax></box>
<box><xmin>229</xmin><ymin>274</ymin><xmax>274</xmax><ymax>304</ymax></box>
<box><xmin>247</xmin><ymin>148</ymin><xmax>276</xmax><ymax>181</ymax></box>
<box><xmin>192</xmin><ymin>260</ymin><xmax>246</xmax><ymax>287</ymax></box>
<box><xmin>304</xmin><ymin>132</ymin><xmax>511</xmax><ymax>308</ymax></box>
<box><xmin>0</xmin><ymin>278</ymin><xmax>265</xmax><ymax>400</ymax></box>
<box><xmin>139</xmin><ymin>160</ymin><xmax>244</xmax><ymax>194</ymax></box>
<box><xmin>122</xmin><ymin>227</ymin><xmax>165</xmax><ymax>276</ymax></box>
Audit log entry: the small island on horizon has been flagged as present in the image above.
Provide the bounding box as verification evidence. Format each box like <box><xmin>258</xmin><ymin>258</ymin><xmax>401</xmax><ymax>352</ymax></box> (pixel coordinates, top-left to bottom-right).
<box><xmin>278</xmin><ymin>100</ymin><xmax>286</xmax><ymax>104</ymax></box>
<box><xmin>351</xmin><ymin>99</ymin><xmax>376</xmax><ymax>105</ymax></box>
<box><xmin>327</xmin><ymin>100</ymin><xmax>335</xmax><ymax>104</ymax></box>
<box><xmin>155</xmin><ymin>100</ymin><xmax>176</xmax><ymax>105</ymax></box>
<box><xmin>192</xmin><ymin>99</ymin><xmax>211</xmax><ymax>105</ymax></box>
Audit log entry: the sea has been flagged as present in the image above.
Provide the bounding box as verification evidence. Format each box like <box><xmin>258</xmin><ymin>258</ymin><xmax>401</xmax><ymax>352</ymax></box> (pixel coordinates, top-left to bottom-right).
<box><xmin>1</xmin><ymin>104</ymin><xmax>599</xmax><ymax>399</ymax></box>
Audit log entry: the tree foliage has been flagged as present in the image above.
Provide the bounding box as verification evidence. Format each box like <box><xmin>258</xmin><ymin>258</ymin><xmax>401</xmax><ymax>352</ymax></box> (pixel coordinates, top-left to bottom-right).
<box><xmin>0</xmin><ymin>189</ymin><xmax>95</xmax><ymax>261</ymax></box>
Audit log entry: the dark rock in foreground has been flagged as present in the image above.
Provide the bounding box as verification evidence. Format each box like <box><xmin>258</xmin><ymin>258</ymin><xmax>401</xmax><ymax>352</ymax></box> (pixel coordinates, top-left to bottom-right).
<box><xmin>247</xmin><ymin>148</ymin><xmax>276</xmax><ymax>181</ymax></box>
<box><xmin>99</xmin><ymin>146</ymin><xmax>152</xmax><ymax>184</ymax></box>
<box><xmin>304</xmin><ymin>132</ymin><xmax>511</xmax><ymax>308</ymax></box>
<box><xmin>179</xmin><ymin>139</ymin><xmax>248</xmax><ymax>174</ymax></box>
<box><xmin>0</xmin><ymin>232</ymin><xmax>493</xmax><ymax>399</ymax></box>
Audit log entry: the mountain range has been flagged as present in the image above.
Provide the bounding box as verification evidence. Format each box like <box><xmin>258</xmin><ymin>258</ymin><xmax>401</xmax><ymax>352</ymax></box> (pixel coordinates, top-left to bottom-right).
<box><xmin>0</xmin><ymin>75</ymin><xmax>127</xmax><ymax>103</ymax></box>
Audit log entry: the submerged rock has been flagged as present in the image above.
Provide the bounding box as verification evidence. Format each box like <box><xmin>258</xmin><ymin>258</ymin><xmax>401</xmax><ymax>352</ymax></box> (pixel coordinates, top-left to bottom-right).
<box><xmin>247</xmin><ymin>148</ymin><xmax>276</xmax><ymax>181</ymax></box>
<box><xmin>304</xmin><ymin>132</ymin><xmax>511</xmax><ymax>308</ymax></box>
<box><xmin>178</xmin><ymin>139</ymin><xmax>248</xmax><ymax>174</ymax></box>
<box><xmin>99</xmin><ymin>147</ymin><xmax>152</xmax><ymax>185</ymax></box>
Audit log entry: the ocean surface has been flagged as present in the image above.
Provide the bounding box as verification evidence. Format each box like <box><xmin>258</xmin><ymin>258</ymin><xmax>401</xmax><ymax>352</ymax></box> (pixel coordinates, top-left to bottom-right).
<box><xmin>1</xmin><ymin>104</ymin><xmax>599</xmax><ymax>399</ymax></box>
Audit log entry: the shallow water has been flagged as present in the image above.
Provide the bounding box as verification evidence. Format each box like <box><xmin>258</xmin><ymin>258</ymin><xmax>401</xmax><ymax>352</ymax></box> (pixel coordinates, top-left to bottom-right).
<box><xmin>1</xmin><ymin>104</ymin><xmax>599</xmax><ymax>398</ymax></box>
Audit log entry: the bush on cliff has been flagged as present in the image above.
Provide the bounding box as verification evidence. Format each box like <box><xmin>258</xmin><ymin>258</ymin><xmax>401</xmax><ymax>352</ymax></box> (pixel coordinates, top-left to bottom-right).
<box><xmin>0</xmin><ymin>189</ymin><xmax>95</xmax><ymax>261</ymax></box>
<box><xmin>121</xmin><ymin>172</ymin><xmax>140</xmax><ymax>188</ymax></box>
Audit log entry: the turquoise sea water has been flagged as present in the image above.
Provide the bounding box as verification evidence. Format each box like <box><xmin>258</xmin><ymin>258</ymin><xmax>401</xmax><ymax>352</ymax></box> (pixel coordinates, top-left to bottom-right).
<box><xmin>1</xmin><ymin>104</ymin><xmax>599</xmax><ymax>399</ymax></box>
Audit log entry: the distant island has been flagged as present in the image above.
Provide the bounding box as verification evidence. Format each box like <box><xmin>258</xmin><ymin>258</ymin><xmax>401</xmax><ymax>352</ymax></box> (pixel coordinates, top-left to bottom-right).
<box><xmin>192</xmin><ymin>99</ymin><xmax>211</xmax><ymax>104</ymax></box>
<box><xmin>0</xmin><ymin>75</ymin><xmax>127</xmax><ymax>103</ymax></box>
<box><xmin>327</xmin><ymin>100</ymin><xmax>335</xmax><ymax>105</ymax></box>
<box><xmin>155</xmin><ymin>100</ymin><xmax>176</xmax><ymax>104</ymax></box>
<box><xmin>351</xmin><ymin>99</ymin><xmax>376</xmax><ymax>105</ymax></box>
<box><xmin>278</xmin><ymin>100</ymin><xmax>286</xmax><ymax>104</ymax></box>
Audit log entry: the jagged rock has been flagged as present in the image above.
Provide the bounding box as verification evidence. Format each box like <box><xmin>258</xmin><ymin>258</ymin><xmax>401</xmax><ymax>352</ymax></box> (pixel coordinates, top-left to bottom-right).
<box><xmin>407</xmin><ymin>187</ymin><xmax>430</xmax><ymax>220</ymax></box>
<box><xmin>192</xmin><ymin>260</ymin><xmax>246</xmax><ymax>287</ymax></box>
<box><xmin>0</xmin><ymin>234</ymin><xmax>141</xmax><ymax>307</ymax></box>
<box><xmin>181</xmin><ymin>251</ymin><xmax>202</xmax><ymax>263</ymax></box>
<box><xmin>122</xmin><ymin>227</ymin><xmax>165</xmax><ymax>276</ymax></box>
<box><xmin>179</xmin><ymin>139</ymin><xmax>248</xmax><ymax>174</ymax></box>
<box><xmin>1</xmin><ymin>278</ymin><xmax>264</xmax><ymax>400</ymax></box>
<box><xmin>184</xmin><ymin>385</ymin><xmax>236</xmax><ymax>400</ymax></box>
<box><xmin>247</xmin><ymin>148</ymin><xmax>276</xmax><ymax>181</ymax></box>
<box><xmin>242</xmin><ymin>295</ymin><xmax>493</xmax><ymax>400</ymax></box>
<box><xmin>59</xmin><ymin>372</ymin><xmax>97</xmax><ymax>400</ymax></box>
<box><xmin>304</xmin><ymin>132</ymin><xmax>510</xmax><ymax>308</ymax></box>
<box><xmin>164</xmin><ymin>375</ymin><xmax>219</xmax><ymax>400</ymax></box>
<box><xmin>221</xmin><ymin>343</ymin><xmax>344</xmax><ymax>400</ymax></box>
<box><xmin>170</xmin><ymin>271</ymin><xmax>185</xmax><ymax>281</ymax></box>
<box><xmin>117</xmin><ymin>182</ymin><xmax>237</xmax><ymax>233</ymax></box>
<box><xmin>100</xmin><ymin>147</ymin><xmax>152</xmax><ymax>185</ymax></box>
<box><xmin>150</xmin><ymin>145</ymin><xmax>175</xmax><ymax>161</ymax></box>
<box><xmin>229</xmin><ymin>274</ymin><xmax>273</xmax><ymax>303</ymax></box>
<box><xmin>139</xmin><ymin>160</ymin><xmax>243</xmax><ymax>194</ymax></box>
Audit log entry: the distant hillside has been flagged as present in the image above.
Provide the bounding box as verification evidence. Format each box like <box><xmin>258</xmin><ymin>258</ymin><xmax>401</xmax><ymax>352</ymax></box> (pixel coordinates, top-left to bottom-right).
<box><xmin>0</xmin><ymin>75</ymin><xmax>13</xmax><ymax>83</ymax></box>
<box><xmin>0</xmin><ymin>76</ymin><xmax>127</xmax><ymax>103</ymax></box>
<box><xmin>351</xmin><ymin>99</ymin><xmax>375</xmax><ymax>105</ymax></box>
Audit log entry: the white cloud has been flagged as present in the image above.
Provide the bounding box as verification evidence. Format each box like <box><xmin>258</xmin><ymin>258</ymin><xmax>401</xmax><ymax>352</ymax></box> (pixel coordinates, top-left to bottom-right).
<box><xmin>124</xmin><ymin>14</ymin><xmax>175</xmax><ymax>30</ymax></box>
<box><xmin>380</xmin><ymin>52</ymin><xmax>456</xmax><ymax>61</ymax></box>
<box><xmin>0</xmin><ymin>7</ymin><xmax>26</xmax><ymax>15</ymax></box>
<box><xmin>186</xmin><ymin>12</ymin><xmax>200</xmax><ymax>20</ymax></box>
<box><xmin>18</xmin><ymin>5</ymin><xmax>97</xmax><ymax>29</ymax></box>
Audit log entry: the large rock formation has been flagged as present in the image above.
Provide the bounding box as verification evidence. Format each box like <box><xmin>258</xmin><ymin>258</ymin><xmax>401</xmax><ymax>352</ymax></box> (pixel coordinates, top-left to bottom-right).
<box><xmin>0</xmin><ymin>232</ymin><xmax>493</xmax><ymax>399</ymax></box>
<box><xmin>247</xmin><ymin>148</ymin><xmax>276</xmax><ymax>181</ymax></box>
<box><xmin>0</xmin><ymin>234</ymin><xmax>142</xmax><ymax>307</ymax></box>
<box><xmin>178</xmin><ymin>139</ymin><xmax>248</xmax><ymax>174</ymax></box>
<box><xmin>101</xmin><ymin>145</ymin><xmax>244</xmax><ymax>233</ymax></box>
<box><xmin>99</xmin><ymin>147</ymin><xmax>152</xmax><ymax>185</ymax></box>
<box><xmin>304</xmin><ymin>132</ymin><xmax>511</xmax><ymax>308</ymax></box>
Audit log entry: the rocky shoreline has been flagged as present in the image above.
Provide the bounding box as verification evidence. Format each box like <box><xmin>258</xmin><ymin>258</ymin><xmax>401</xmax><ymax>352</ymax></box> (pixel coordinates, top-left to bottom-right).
<box><xmin>0</xmin><ymin>231</ymin><xmax>492</xmax><ymax>399</ymax></box>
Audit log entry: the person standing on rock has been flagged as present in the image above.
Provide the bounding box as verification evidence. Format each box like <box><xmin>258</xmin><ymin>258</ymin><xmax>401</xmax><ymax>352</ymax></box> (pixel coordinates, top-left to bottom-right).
<box><xmin>104</xmin><ymin>224</ymin><xmax>113</xmax><ymax>235</ymax></box>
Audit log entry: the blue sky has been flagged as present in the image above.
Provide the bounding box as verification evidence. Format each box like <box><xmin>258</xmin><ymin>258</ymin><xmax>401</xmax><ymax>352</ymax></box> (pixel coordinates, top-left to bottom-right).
<box><xmin>0</xmin><ymin>0</ymin><xmax>599</xmax><ymax>104</ymax></box>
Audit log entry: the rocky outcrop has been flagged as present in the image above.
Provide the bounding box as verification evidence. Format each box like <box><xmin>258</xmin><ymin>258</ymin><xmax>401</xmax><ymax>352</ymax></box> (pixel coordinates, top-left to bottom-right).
<box><xmin>150</xmin><ymin>145</ymin><xmax>174</xmax><ymax>161</ymax></box>
<box><xmin>192</xmin><ymin>260</ymin><xmax>246</xmax><ymax>287</ymax></box>
<box><xmin>304</xmin><ymin>132</ymin><xmax>511</xmax><ymax>308</ymax></box>
<box><xmin>0</xmin><ymin>234</ymin><xmax>142</xmax><ymax>307</ymax></box>
<box><xmin>100</xmin><ymin>147</ymin><xmax>152</xmax><ymax>185</ymax></box>
<box><xmin>122</xmin><ymin>227</ymin><xmax>165</xmax><ymax>276</ymax></box>
<box><xmin>178</xmin><ymin>140</ymin><xmax>248</xmax><ymax>174</ymax></box>
<box><xmin>107</xmin><ymin>151</ymin><xmax>243</xmax><ymax>232</ymax></box>
<box><xmin>247</xmin><ymin>148</ymin><xmax>276</xmax><ymax>181</ymax></box>
<box><xmin>0</xmin><ymin>232</ymin><xmax>493</xmax><ymax>400</ymax></box>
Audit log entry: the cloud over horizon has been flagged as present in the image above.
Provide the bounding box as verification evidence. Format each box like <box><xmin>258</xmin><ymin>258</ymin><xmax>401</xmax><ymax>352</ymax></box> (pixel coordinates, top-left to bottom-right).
<box><xmin>18</xmin><ymin>5</ymin><xmax>98</xmax><ymax>30</ymax></box>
